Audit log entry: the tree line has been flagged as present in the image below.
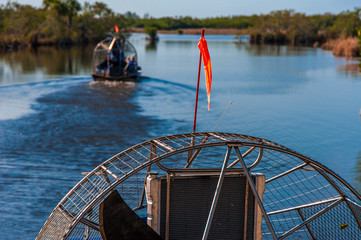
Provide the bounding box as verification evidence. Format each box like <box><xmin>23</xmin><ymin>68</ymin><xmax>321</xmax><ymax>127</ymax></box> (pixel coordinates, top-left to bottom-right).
<box><xmin>0</xmin><ymin>1</ymin><xmax>360</xmax><ymax>49</ymax></box>
<box><xmin>248</xmin><ymin>9</ymin><xmax>360</xmax><ymax>45</ymax></box>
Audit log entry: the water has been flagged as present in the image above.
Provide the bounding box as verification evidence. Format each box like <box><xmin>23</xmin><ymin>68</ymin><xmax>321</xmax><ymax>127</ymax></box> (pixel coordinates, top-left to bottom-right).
<box><xmin>0</xmin><ymin>33</ymin><xmax>360</xmax><ymax>239</ymax></box>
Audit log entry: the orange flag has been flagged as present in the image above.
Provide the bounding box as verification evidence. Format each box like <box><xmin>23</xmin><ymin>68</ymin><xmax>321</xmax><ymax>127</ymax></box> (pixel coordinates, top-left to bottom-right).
<box><xmin>198</xmin><ymin>36</ymin><xmax>212</xmax><ymax>110</ymax></box>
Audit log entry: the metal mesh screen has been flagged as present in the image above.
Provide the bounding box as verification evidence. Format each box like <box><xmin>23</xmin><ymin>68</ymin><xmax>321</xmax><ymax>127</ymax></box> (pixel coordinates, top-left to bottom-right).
<box><xmin>36</xmin><ymin>132</ymin><xmax>361</xmax><ymax>239</ymax></box>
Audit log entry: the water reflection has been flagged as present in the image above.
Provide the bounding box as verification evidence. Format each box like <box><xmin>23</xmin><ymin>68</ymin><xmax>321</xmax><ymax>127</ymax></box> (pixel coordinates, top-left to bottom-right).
<box><xmin>336</xmin><ymin>63</ymin><xmax>361</xmax><ymax>77</ymax></box>
<box><xmin>163</xmin><ymin>40</ymin><xmax>195</xmax><ymax>46</ymax></box>
<box><xmin>355</xmin><ymin>151</ymin><xmax>361</xmax><ymax>192</ymax></box>
<box><xmin>0</xmin><ymin>46</ymin><xmax>94</xmax><ymax>85</ymax></box>
<box><xmin>234</xmin><ymin>42</ymin><xmax>310</xmax><ymax>56</ymax></box>
<box><xmin>158</xmin><ymin>33</ymin><xmax>235</xmax><ymax>42</ymax></box>
<box><xmin>145</xmin><ymin>42</ymin><xmax>157</xmax><ymax>51</ymax></box>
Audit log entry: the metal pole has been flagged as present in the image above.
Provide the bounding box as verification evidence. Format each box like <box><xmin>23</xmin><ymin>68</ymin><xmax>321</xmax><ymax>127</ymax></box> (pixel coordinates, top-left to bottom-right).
<box><xmin>279</xmin><ymin>199</ymin><xmax>342</xmax><ymax>240</ymax></box>
<box><xmin>193</xmin><ymin>29</ymin><xmax>204</xmax><ymax>133</ymax></box>
<box><xmin>243</xmin><ymin>179</ymin><xmax>249</xmax><ymax>240</ymax></box>
<box><xmin>165</xmin><ymin>173</ymin><xmax>171</xmax><ymax>240</ymax></box>
<box><xmin>297</xmin><ymin>209</ymin><xmax>316</xmax><ymax>240</ymax></box>
<box><xmin>316</xmin><ymin>168</ymin><xmax>361</xmax><ymax>231</ymax></box>
<box><xmin>106</xmin><ymin>50</ymin><xmax>110</xmax><ymax>76</ymax></box>
<box><xmin>138</xmin><ymin>144</ymin><xmax>156</xmax><ymax>208</ymax></box>
<box><xmin>202</xmin><ymin>146</ymin><xmax>232</xmax><ymax>240</ymax></box>
<box><xmin>234</xmin><ymin>146</ymin><xmax>278</xmax><ymax>240</ymax></box>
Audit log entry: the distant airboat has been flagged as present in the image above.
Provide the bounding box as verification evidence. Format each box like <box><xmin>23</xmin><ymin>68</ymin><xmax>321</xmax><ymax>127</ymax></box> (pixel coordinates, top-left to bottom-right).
<box><xmin>92</xmin><ymin>33</ymin><xmax>141</xmax><ymax>81</ymax></box>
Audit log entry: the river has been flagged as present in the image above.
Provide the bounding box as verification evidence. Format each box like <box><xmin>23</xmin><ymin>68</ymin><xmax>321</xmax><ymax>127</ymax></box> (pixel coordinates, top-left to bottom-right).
<box><xmin>0</xmin><ymin>33</ymin><xmax>360</xmax><ymax>239</ymax></box>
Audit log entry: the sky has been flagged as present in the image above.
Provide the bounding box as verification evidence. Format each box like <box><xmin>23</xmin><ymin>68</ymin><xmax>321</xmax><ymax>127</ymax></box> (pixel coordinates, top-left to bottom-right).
<box><xmin>2</xmin><ymin>0</ymin><xmax>360</xmax><ymax>18</ymax></box>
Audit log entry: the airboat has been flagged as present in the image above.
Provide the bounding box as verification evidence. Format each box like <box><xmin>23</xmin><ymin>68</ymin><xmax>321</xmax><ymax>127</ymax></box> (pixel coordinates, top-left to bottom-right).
<box><xmin>37</xmin><ymin>132</ymin><xmax>361</xmax><ymax>239</ymax></box>
<box><xmin>92</xmin><ymin>34</ymin><xmax>141</xmax><ymax>81</ymax></box>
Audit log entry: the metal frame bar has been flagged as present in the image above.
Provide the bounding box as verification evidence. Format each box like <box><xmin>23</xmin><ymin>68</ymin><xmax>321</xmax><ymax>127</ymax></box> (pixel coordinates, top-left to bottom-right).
<box><xmin>228</xmin><ymin>146</ymin><xmax>256</xmax><ymax>168</ymax></box>
<box><xmin>202</xmin><ymin>146</ymin><xmax>232</xmax><ymax>240</ymax></box>
<box><xmin>266</xmin><ymin>163</ymin><xmax>308</xmax><ymax>184</ymax></box>
<box><xmin>85</xmin><ymin>207</ymin><xmax>94</xmax><ymax>240</ymax></box>
<box><xmin>279</xmin><ymin>198</ymin><xmax>343</xmax><ymax>239</ymax></box>
<box><xmin>152</xmin><ymin>139</ymin><xmax>175</xmax><ymax>152</ymax></box>
<box><xmin>187</xmin><ymin>135</ymin><xmax>197</xmax><ymax>162</ymax></box>
<box><xmin>165</xmin><ymin>173</ymin><xmax>171</xmax><ymax>240</ymax></box>
<box><xmin>248</xmin><ymin>147</ymin><xmax>264</xmax><ymax>170</ymax></box>
<box><xmin>297</xmin><ymin>209</ymin><xmax>316</xmax><ymax>240</ymax></box>
<box><xmin>185</xmin><ymin>147</ymin><xmax>202</xmax><ymax>168</ymax></box>
<box><xmin>243</xmin><ymin>179</ymin><xmax>249</xmax><ymax>240</ymax></box>
<box><xmin>157</xmin><ymin>162</ymin><xmax>244</xmax><ymax>174</ymax></box>
<box><xmin>43</xmin><ymin>132</ymin><xmax>361</xmax><ymax>240</ymax></box>
<box><xmin>137</xmin><ymin>143</ymin><xmax>157</xmax><ymax>210</ymax></box>
<box><xmin>59</xmin><ymin>139</ymin><xmax>361</xmax><ymax>239</ymax></box>
<box><xmin>234</xmin><ymin>146</ymin><xmax>278</xmax><ymax>240</ymax></box>
<box><xmin>100</xmin><ymin>170</ymin><xmax>112</xmax><ymax>186</ymax></box>
<box><xmin>346</xmin><ymin>198</ymin><xmax>361</xmax><ymax>208</ymax></box>
<box><xmin>316</xmin><ymin>168</ymin><xmax>361</xmax><ymax>230</ymax></box>
<box><xmin>228</xmin><ymin>147</ymin><xmax>264</xmax><ymax>170</ymax></box>
<box><xmin>100</xmin><ymin>166</ymin><xmax>119</xmax><ymax>180</ymax></box>
<box><xmin>132</xmin><ymin>205</ymin><xmax>147</xmax><ymax>212</ymax></box>
<box><xmin>209</xmin><ymin>132</ymin><xmax>229</xmax><ymax>142</ymax></box>
<box><xmin>61</xmin><ymin>207</ymin><xmax>100</xmax><ymax>232</ymax></box>
<box><xmin>268</xmin><ymin>197</ymin><xmax>341</xmax><ymax>216</ymax></box>
<box><xmin>185</xmin><ymin>135</ymin><xmax>210</xmax><ymax>168</ymax></box>
<box><xmin>343</xmin><ymin>198</ymin><xmax>361</xmax><ymax>230</ymax></box>
<box><xmin>79</xmin><ymin>217</ymin><xmax>100</xmax><ymax>232</ymax></box>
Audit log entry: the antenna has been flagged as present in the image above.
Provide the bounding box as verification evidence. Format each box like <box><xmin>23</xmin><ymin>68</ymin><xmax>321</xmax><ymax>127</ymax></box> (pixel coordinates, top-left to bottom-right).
<box><xmin>213</xmin><ymin>101</ymin><xmax>233</xmax><ymax>131</ymax></box>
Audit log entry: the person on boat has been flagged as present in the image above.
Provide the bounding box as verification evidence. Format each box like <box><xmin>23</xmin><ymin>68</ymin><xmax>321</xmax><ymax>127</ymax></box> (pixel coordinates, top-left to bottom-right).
<box><xmin>106</xmin><ymin>50</ymin><xmax>124</xmax><ymax>76</ymax></box>
<box><xmin>124</xmin><ymin>57</ymin><xmax>130</xmax><ymax>74</ymax></box>
<box><xmin>119</xmin><ymin>50</ymin><xmax>124</xmax><ymax>75</ymax></box>
<box><xmin>124</xmin><ymin>56</ymin><xmax>136</xmax><ymax>74</ymax></box>
<box><xmin>128</xmin><ymin>56</ymin><xmax>136</xmax><ymax>73</ymax></box>
<box><xmin>110</xmin><ymin>51</ymin><xmax>119</xmax><ymax>67</ymax></box>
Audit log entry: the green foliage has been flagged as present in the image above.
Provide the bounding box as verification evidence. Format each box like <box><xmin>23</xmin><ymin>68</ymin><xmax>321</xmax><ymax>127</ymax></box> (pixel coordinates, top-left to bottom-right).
<box><xmin>144</xmin><ymin>26</ymin><xmax>158</xmax><ymax>39</ymax></box>
<box><xmin>357</xmin><ymin>27</ymin><xmax>361</xmax><ymax>70</ymax></box>
<box><xmin>43</xmin><ymin>0</ymin><xmax>81</xmax><ymax>28</ymax></box>
<box><xmin>0</xmin><ymin>1</ymin><xmax>360</xmax><ymax>48</ymax></box>
<box><xmin>83</xmin><ymin>1</ymin><xmax>113</xmax><ymax>18</ymax></box>
<box><xmin>0</xmin><ymin>2</ymin><xmax>46</xmax><ymax>45</ymax></box>
<box><xmin>249</xmin><ymin>10</ymin><xmax>320</xmax><ymax>44</ymax></box>
<box><xmin>201</xmin><ymin>16</ymin><xmax>252</xmax><ymax>29</ymax></box>
<box><xmin>248</xmin><ymin>9</ymin><xmax>361</xmax><ymax>45</ymax></box>
<box><xmin>329</xmin><ymin>9</ymin><xmax>361</xmax><ymax>38</ymax></box>
<box><xmin>130</xmin><ymin>15</ymin><xmax>252</xmax><ymax>30</ymax></box>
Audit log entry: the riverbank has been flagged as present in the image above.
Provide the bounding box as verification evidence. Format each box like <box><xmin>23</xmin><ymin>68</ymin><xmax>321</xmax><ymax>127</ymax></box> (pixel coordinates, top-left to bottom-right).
<box><xmin>130</xmin><ymin>27</ymin><xmax>243</xmax><ymax>35</ymax></box>
<box><xmin>1</xmin><ymin>29</ymin><xmax>359</xmax><ymax>59</ymax></box>
<box><xmin>0</xmin><ymin>28</ymin><xmax>241</xmax><ymax>50</ymax></box>
<box><xmin>134</xmin><ymin>28</ymin><xmax>360</xmax><ymax>59</ymax></box>
<box><xmin>321</xmin><ymin>37</ymin><xmax>360</xmax><ymax>59</ymax></box>
<box><xmin>2</xmin><ymin>4</ymin><xmax>359</xmax><ymax>57</ymax></box>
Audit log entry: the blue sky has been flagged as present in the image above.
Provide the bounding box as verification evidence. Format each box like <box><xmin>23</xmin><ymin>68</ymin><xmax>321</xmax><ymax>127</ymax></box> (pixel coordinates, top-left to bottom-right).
<box><xmin>3</xmin><ymin>0</ymin><xmax>360</xmax><ymax>18</ymax></box>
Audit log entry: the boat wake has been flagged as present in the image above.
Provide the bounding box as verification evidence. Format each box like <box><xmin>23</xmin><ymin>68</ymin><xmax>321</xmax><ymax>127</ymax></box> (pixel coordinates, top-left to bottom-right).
<box><xmin>0</xmin><ymin>77</ymin><xmax>90</xmax><ymax>121</ymax></box>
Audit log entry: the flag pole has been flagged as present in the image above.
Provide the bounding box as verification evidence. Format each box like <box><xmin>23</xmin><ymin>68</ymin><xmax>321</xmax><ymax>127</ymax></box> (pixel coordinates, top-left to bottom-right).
<box><xmin>193</xmin><ymin>29</ymin><xmax>204</xmax><ymax>133</ymax></box>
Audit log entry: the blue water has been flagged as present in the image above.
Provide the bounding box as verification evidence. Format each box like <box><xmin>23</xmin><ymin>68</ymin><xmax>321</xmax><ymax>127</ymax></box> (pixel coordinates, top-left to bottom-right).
<box><xmin>0</xmin><ymin>33</ymin><xmax>360</xmax><ymax>239</ymax></box>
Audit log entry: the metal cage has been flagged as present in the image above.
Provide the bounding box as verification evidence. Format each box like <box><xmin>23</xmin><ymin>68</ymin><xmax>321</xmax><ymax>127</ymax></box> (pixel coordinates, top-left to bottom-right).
<box><xmin>37</xmin><ymin>132</ymin><xmax>361</xmax><ymax>239</ymax></box>
<box><xmin>92</xmin><ymin>35</ymin><xmax>139</xmax><ymax>79</ymax></box>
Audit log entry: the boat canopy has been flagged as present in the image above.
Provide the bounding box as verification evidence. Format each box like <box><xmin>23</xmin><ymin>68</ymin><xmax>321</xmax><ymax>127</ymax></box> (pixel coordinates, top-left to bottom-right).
<box><xmin>92</xmin><ymin>34</ymin><xmax>139</xmax><ymax>80</ymax></box>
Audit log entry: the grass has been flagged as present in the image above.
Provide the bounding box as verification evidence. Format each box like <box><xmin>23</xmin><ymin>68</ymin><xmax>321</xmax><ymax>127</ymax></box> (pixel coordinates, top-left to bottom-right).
<box><xmin>322</xmin><ymin>37</ymin><xmax>360</xmax><ymax>58</ymax></box>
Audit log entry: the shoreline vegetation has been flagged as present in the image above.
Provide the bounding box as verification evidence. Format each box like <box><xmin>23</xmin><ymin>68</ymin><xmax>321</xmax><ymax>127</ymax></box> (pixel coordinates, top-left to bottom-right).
<box><xmin>131</xmin><ymin>27</ymin><xmax>242</xmax><ymax>35</ymax></box>
<box><xmin>0</xmin><ymin>1</ymin><xmax>360</xmax><ymax>58</ymax></box>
